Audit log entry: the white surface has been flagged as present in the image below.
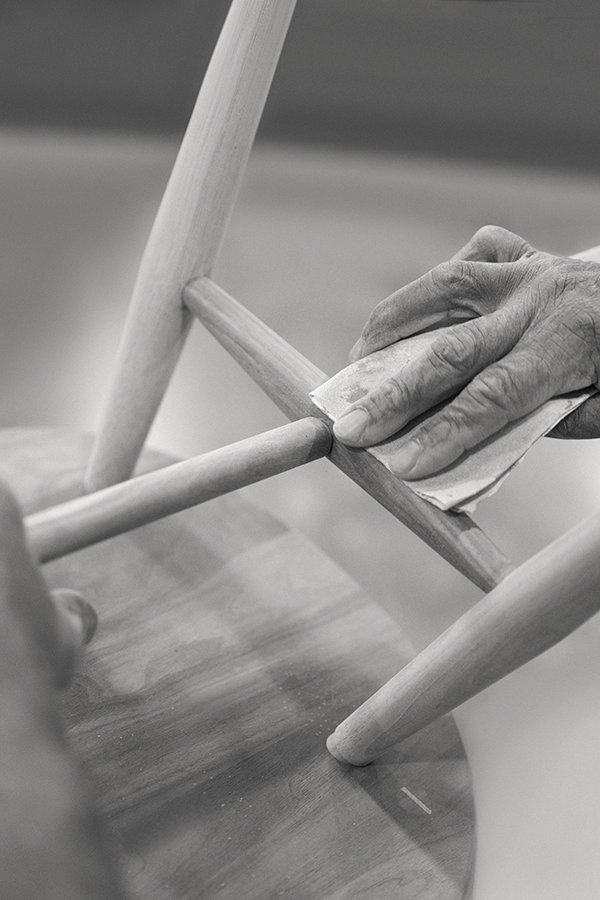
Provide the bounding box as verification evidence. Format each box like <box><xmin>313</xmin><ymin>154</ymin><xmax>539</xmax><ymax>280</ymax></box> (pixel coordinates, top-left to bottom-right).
<box><xmin>2</xmin><ymin>128</ymin><xmax>600</xmax><ymax>898</ymax></box>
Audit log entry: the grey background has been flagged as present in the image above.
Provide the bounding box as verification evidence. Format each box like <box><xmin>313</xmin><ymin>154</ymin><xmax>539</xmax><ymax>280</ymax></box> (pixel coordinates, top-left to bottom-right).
<box><xmin>1</xmin><ymin>0</ymin><xmax>599</xmax><ymax>170</ymax></box>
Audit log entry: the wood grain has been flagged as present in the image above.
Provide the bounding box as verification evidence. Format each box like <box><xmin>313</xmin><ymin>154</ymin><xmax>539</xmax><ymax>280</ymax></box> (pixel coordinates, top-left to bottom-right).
<box><xmin>185</xmin><ymin>276</ymin><xmax>513</xmax><ymax>592</ymax></box>
<box><xmin>328</xmin><ymin>509</ymin><xmax>600</xmax><ymax>765</ymax></box>
<box><xmin>27</xmin><ymin>418</ymin><xmax>331</xmax><ymax>563</ymax></box>
<box><xmin>0</xmin><ymin>427</ymin><xmax>475</xmax><ymax>899</ymax></box>
<box><xmin>86</xmin><ymin>0</ymin><xmax>297</xmax><ymax>491</ymax></box>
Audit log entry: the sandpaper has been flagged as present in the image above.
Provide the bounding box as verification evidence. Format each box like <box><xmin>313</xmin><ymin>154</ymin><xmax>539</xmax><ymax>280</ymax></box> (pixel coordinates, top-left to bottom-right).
<box><xmin>310</xmin><ymin>332</ymin><xmax>594</xmax><ymax>512</ymax></box>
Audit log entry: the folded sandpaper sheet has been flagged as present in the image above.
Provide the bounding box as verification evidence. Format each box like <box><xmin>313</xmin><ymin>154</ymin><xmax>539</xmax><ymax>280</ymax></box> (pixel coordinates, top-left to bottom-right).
<box><xmin>310</xmin><ymin>332</ymin><xmax>594</xmax><ymax>513</ymax></box>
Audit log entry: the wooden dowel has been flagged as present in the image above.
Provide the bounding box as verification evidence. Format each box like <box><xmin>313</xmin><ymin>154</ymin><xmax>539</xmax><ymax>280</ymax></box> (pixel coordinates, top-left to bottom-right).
<box><xmin>184</xmin><ymin>278</ymin><xmax>326</xmax><ymax>420</ymax></box>
<box><xmin>28</xmin><ymin>419</ymin><xmax>330</xmax><ymax>564</ymax></box>
<box><xmin>184</xmin><ymin>277</ymin><xmax>513</xmax><ymax>591</ymax></box>
<box><xmin>326</xmin><ymin>509</ymin><xmax>600</xmax><ymax>765</ymax></box>
<box><xmin>85</xmin><ymin>0</ymin><xmax>297</xmax><ymax>491</ymax></box>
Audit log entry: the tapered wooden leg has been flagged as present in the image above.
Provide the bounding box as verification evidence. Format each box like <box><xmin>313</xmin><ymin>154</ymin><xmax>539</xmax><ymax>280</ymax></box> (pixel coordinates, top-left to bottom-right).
<box><xmin>85</xmin><ymin>0</ymin><xmax>297</xmax><ymax>491</ymax></box>
<box><xmin>29</xmin><ymin>418</ymin><xmax>330</xmax><ymax>563</ymax></box>
<box><xmin>326</xmin><ymin>509</ymin><xmax>600</xmax><ymax>765</ymax></box>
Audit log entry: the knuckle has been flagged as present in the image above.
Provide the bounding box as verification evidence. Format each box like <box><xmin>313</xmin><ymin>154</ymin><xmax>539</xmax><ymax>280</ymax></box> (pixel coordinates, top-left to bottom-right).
<box><xmin>428</xmin><ymin>325</ymin><xmax>483</xmax><ymax>376</ymax></box>
<box><xmin>474</xmin><ymin>225</ymin><xmax>534</xmax><ymax>262</ymax></box>
<box><xmin>431</xmin><ymin>259</ymin><xmax>460</xmax><ymax>287</ymax></box>
<box><xmin>439</xmin><ymin>406</ymin><xmax>469</xmax><ymax>436</ymax></box>
<box><xmin>371</xmin><ymin>375</ymin><xmax>408</xmax><ymax>414</ymax></box>
<box><xmin>461</xmin><ymin>365</ymin><xmax>515</xmax><ymax>423</ymax></box>
<box><xmin>429</xmin><ymin>261</ymin><xmax>454</xmax><ymax>292</ymax></box>
<box><xmin>431</xmin><ymin>259</ymin><xmax>479</xmax><ymax>300</ymax></box>
<box><xmin>416</xmin><ymin>412</ymin><xmax>462</xmax><ymax>452</ymax></box>
<box><xmin>473</xmin><ymin>224</ymin><xmax>507</xmax><ymax>249</ymax></box>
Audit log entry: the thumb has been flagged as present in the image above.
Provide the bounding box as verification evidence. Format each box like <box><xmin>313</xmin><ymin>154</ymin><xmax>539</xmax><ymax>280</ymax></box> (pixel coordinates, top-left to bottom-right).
<box><xmin>50</xmin><ymin>589</ymin><xmax>98</xmax><ymax>688</ymax></box>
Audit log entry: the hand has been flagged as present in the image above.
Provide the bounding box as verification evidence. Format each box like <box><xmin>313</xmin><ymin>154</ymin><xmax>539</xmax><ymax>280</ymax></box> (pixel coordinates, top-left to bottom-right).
<box><xmin>0</xmin><ymin>481</ymin><xmax>96</xmax><ymax>688</ymax></box>
<box><xmin>334</xmin><ymin>225</ymin><xmax>600</xmax><ymax>478</ymax></box>
<box><xmin>0</xmin><ymin>482</ymin><xmax>128</xmax><ymax>899</ymax></box>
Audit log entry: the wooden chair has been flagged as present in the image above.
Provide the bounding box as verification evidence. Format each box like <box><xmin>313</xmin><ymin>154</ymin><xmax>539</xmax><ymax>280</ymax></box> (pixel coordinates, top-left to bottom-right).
<box><xmin>1</xmin><ymin>3</ymin><xmax>475</xmax><ymax>896</ymax></box>
<box><xmin>18</xmin><ymin>0</ymin><xmax>600</xmax><ymax>772</ymax></box>
<box><xmin>27</xmin><ymin>0</ymin><xmax>600</xmax><ymax>761</ymax></box>
<box><xmin>24</xmin><ymin>4</ymin><xmax>512</xmax><ymax>591</ymax></box>
<box><xmin>77</xmin><ymin>0</ymin><xmax>510</xmax><ymax>599</ymax></box>
<box><xmin>6</xmin><ymin>1</ymin><xmax>600</xmax><ymax>895</ymax></box>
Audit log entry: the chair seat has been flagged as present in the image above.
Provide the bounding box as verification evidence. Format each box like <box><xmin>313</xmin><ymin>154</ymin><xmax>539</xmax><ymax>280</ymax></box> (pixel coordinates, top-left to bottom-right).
<box><xmin>0</xmin><ymin>428</ymin><xmax>474</xmax><ymax>899</ymax></box>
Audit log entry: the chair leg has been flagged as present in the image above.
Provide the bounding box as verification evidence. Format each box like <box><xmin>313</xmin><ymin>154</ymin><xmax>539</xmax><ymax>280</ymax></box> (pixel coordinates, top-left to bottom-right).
<box><xmin>29</xmin><ymin>418</ymin><xmax>330</xmax><ymax>563</ymax></box>
<box><xmin>84</xmin><ymin>0</ymin><xmax>297</xmax><ymax>491</ymax></box>
<box><xmin>327</xmin><ymin>509</ymin><xmax>600</xmax><ymax>765</ymax></box>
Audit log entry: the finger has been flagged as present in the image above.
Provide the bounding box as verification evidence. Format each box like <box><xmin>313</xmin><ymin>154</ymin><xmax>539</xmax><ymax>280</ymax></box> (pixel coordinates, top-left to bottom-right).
<box><xmin>0</xmin><ymin>483</ymin><xmax>98</xmax><ymax>688</ymax></box>
<box><xmin>334</xmin><ymin>310</ymin><xmax>522</xmax><ymax>446</ymax></box>
<box><xmin>350</xmin><ymin>258</ymin><xmax>519</xmax><ymax>361</ymax></box>
<box><xmin>387</xmin><ymin>330</ymin><xmax>592</xmax><ymax>479</ymax></box>
<box><xmin>549</xmin><ymin>391</ymin><xmax>600</xmax><ymax>439</ymax></box>
<box><xmin>451</xmin><ymin>225</ymin><xmax>536</xmax><ymax>263</ymax></box>
<box><xmin>51</xmin><ymin>589</ymin><xmax>98</xmax><ymax>688</ymax></box>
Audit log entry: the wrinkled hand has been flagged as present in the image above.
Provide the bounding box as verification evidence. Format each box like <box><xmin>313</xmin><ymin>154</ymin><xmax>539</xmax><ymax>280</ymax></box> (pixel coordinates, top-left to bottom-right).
<box><xmin>333</xmin><ymin>225</ymin><xmax>600</xmax><ymax>478</ymax></box>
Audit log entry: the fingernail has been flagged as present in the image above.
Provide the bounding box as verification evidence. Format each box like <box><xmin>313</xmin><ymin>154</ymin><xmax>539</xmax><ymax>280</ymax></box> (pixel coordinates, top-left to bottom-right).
<box><xmin>334</xmin><ymin>408</ymin><xmax>369</xmax><ymax>442</ymax></box>
<box><xmin>74</xmin><ymin>596</ymin><xmax>99</xmax><ymax>645</ymax></box>
<box><xmin>55</xmin><ymin>589</ymin><xmax>98</xmax><ymax>644</ymax></box>
<box><xmin>389</xmin><ymin>440</ymin><xmax>421</xmax><ymax>476</ymax></box>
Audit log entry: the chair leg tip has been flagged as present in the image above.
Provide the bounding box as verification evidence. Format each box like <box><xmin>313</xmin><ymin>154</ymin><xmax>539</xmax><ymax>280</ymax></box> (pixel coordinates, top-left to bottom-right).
<box><xmin>325</xmin><ymin>732</ymin><xmax>344</xmax><ymax>761</ymax></box>
<box><xmin>326</xmin><ymin>732</ymin><xmax>372</xmax><ymax>767</ymax></box>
